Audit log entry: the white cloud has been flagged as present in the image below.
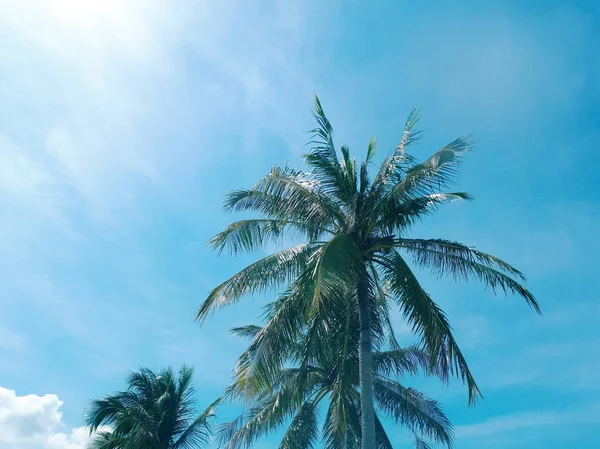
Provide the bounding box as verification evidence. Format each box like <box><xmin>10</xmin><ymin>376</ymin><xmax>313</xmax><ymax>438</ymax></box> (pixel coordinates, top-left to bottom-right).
<box><xmin>456</xmin><ymin>403</ymin><xmax>600</xmax><ymax>440</ymax></box>
<box><xmin>0</xmin><ymin>387</ymin><xmax>99</xmax><ymax>449</ymax></box>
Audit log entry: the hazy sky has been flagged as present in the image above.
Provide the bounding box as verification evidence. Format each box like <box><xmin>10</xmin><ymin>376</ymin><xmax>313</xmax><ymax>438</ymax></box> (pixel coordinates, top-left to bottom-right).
<box><xmin>0</xmin><ymin>1</ymin><xmax>598</xmax><ymax>448</ymax></box>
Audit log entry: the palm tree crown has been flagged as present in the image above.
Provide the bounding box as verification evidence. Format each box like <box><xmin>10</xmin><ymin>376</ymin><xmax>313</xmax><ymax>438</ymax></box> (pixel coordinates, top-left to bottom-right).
<box><xmin>197</xmin><ymin>95</ymin><xmax>539</xmax><ymax>449</ymax></box>
<box><xmin>85</xmin><ymin>366</ymin><xmax>215</xmax><ymax>449</ymax></box>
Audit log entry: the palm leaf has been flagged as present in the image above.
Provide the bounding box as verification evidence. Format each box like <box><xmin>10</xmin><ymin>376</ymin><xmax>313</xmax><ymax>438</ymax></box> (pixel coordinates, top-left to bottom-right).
<box><xmin>371</xmin><ymin>107</ymin><xmax>423</xmax><ymax>192</ymax></box>
<box><xmin>279</xmin><ymin>400</ymin><xmax>320</xmax><ymax>449</ymax></box>
<box><xmin>376</xmin><ymin>192</ymin><xmax>473</xmax><ymax>234</ymax></box>
<box><xmin>373</xmin><ymin>346</ymin><xmax>433</xmax><ymax>378</ymax></box>
<box><xmin>230</xmin><ymin>325</ymin><xmax>263</xmax><ymax>340</ymax></box>
<box><xmin>87</xmin><ymin>432</ymin><xmax>128</xmax><ymax>449</ymax></box>
<box><xmin>395</xmin><ymin>238</ymin><xmax>540</xmax><ymax>312</ymax></box>
<box><xmin>373</xmin><ymin>379</ymin><xmax>453</xmax><ymax>447</ymax></box>
<box><xmin>374</xmin><ymin>413</ymin><xmax>394</xmax><ymax>449</ymax></box>
<box><xmin>379</xmin><ymin>250</ymin><xmax>480</xmax><ymax>403</ymax></box>
<box><xmin>196</xmin><ymin>243</ymin><xmax>318</xmax><ymax>323</ymax></box>
<box><xmin>226</xmin><ymin>165</ymin><xmax>343</xmax><ymax>228</ymax></box>
<box><xmin>415</xmin><ymin>436</ymin><xmax>434</xmax><ymax>449</ymax></box>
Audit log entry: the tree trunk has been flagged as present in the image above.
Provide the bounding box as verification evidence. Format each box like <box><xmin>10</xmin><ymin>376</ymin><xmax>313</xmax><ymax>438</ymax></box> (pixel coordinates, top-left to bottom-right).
<box><xmin>357</xmin><ymin>273</ymin><xmax>376</xmax><ymax>449</ymax></box>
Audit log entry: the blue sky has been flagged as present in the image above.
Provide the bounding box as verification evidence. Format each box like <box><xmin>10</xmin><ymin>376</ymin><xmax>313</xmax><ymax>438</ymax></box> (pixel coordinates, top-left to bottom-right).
<box><xmin>0</xmin><ymin>0</ymin><xmax>598</xmax><ymax>448</ymax></box>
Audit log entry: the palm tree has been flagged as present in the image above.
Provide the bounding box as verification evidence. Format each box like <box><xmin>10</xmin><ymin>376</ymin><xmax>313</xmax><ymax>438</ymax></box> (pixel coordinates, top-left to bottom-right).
<box><xmin>197</xmin><ymin>96</ymin><xmax>539</xmax><ymax>449</ymax></box>
<box><xmin>86</xmin><ymin>366</ymin><xmax>216</xmax><ymax>449</ymax></box>
<box><xmin>219</xmin><ymin>289</ymin><xmax>454</xmax><ymax>449</ymax></box>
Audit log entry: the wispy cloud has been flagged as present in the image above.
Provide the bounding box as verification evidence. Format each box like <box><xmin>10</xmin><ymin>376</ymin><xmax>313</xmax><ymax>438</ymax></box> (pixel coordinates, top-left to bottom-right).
<box><xmin>0</xmin><ymin>0</ymin><xmax>327</xmax><ymax>427</ymax></box>
<box><xmin>0</xmin><ymin>0</ymin><xmax>320</xmax><ymax>229</ymax></box>
<box><xmin>456</xmin><ymin>403</ymin><xmax>600</xmax><ymax>447</ymax></box>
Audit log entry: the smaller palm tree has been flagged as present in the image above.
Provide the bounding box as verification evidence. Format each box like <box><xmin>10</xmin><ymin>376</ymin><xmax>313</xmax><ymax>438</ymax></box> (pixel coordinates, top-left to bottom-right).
<box><xmin>219</xmin><ymin>290</ymin><xmax>453</xmax><ymax>449</ymax></box>
<box><xmin>86</xmin><ymin>365</ymin><xmax>216</xmax><ymax>449</ymax></box>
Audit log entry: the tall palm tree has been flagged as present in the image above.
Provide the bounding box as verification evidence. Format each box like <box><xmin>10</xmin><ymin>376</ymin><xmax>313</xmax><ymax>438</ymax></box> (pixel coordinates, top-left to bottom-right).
<box><xmin>197</xmin><ymin>96</ymin><xmax>539</xmax><ymax>449</ymax></box>
<box><xmin>86</xmin><ymin>366</ymin><xmax>216</xmax><ymax>449</ymax></box>
<box><xmin>219</xmin><ymin>288</ymin><xmax>454</xmax><ymax>449</ymax></box>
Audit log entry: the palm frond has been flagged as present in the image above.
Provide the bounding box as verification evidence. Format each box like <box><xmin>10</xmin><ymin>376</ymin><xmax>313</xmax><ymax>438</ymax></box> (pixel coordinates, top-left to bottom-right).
<box><xmin>322</xmin><ymin>388</ymin><xmax>361</xmax><ymax>449</ymax></box>
<box><xmin>359</xmin><ymin>138</ymin><xmax>377</xmax><ymax>195</ymax></box>
<box><xmin>229</xmin><ymin>279</ymin><xmax>315</xmax><ymax>399</ymax></box>
<box><xmin>279</xmin><ymin>400</ymin><xmax>320</xmax><ymax>449</ymax></box>
<box><xmin>210</xmin><ymin>219</ymin><xmax>318</xmax><ymax>255</ymax></box>
<box><xmin>373</xmin><ymin>379</ymin><xmax>453</xmax><ymax>448</ymax></box>
<box><xmin>225</xmin><ymin>165</ymin><xmax>343</xmax><ymax>229</ymax></box>
<box><xmin>311</xmin><ymin>234</ymin><xmax>363</xmax><ymax>309</ymax></box>
<box><xmin>87</xmin><ymin>431</ymin><xmax>127</xmax><ymax>449</ymax></box>
<box><xmin>388</xmin><ymin>136</ymin><xmax>472</xmax><ymax>200</ymax></box>
<box><xmin>172</xmin><ymin>412</ymin><xmax>213</xmax><ymax>449</ymax></box>
<box><xmin>395</xmin><ymin>238</ymin><xmax>540</xmax><ymax>312</ymax></box>
<box><xmin>310</xmin><ymin>94</ymin><xmax>336</xmax><ymax>165</ymax></box>
<box><xmin>218</xmin><ymin>391</ymin><xmax>298</xmax><ymax>449</ymax></box>
<box><xmin>379</xmin><ymin>250</ymin><xmax>479</xmax><ymax>403</ymax></box>
<box><xmin>415</xmin><ymin>435</ymin><xmax>434</xmax><ymax>449</ymax></box>
<box><xmin>86</xmin><ymin>396</ymin><xmax>129</xmax><ymax>433</ymax></box>
<box><xmin>196</xmin><ymin>243</ymin><xmax>318</xmax><ymax>323</ymax></box>
<box><xmin>376</xmin><ymin>192</ymin><xmax>473</xmax><ymax>234</ymax></box>
<box><xmin>230</xmin><ymin>325</ymin><xmax>263</xmax><ymax>340</ymax></box>
<box><xmin>304</xmin><ymin>95</ymin><xmax>356</xmax><ymax>203</ymax></box>
<box><xmin>371</xmin><ymin>107</ymin><xmax>423</xmax><ymax>192</ymax></box>
<box><xmin>373</xmin><ymin>346</ymin><xmax>432</xmax><ymax>378</ymax></box>
<box><xmin>374</xmin><ymin>413</ymin><xmax>394</xmax><ymax>449</ymax></box>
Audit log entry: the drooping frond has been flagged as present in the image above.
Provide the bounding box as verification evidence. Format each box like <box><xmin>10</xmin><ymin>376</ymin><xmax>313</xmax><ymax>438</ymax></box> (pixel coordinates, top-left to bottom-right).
<box><xmin>86</xmin><ymin>396</ymin><xmax>134</xmax><ymax>434</ymax></box>
<box><xmin>210</xmin><ymin>219</ymin><xmax>318</xmax><ymax>255</ymax></box>
<box><xmin>279</xmin><ymin>400</ymin><xmax>320</xmax><ymax>449</ymax></box>
<box><xmin>322</xmin><ymin>387</ymin><xmax>361</xmax><ymax>449</ymax></box>
<box><xmin>230</xmin><ymin>325</ymin><xmax>263</xmax><ymax>340</ymax></box>
<box><xmin>172</xmin><ymin>411</ymin><xmax>213</xmax><ymax>449</ymax></box>
<box><xmin>218</xmin><ymin>386</ymin><xmax>301</xmax><ymax>449</ymax></box>
<box><xmin>373</xmin><ymin>379</ymin><xmax>453</xmax><ymax>447</ymax></box>
<box><xmin>230</xmin><ymin>279</ymin><xmax>315</xmax><ymax>399</ymax></box>
<box><xmin>196</xmin><ymin>243</ymin><xmax>318</xmax><ymax>323</ymax></box>
<box><xmin>372</xmin><ymin>346</ymin><xmax>432</xmax><ymax>378</ymax></box>
<box><xmin>375</xmin><ymin>413</ymin><xmax>399</xmax><ymax>449</ymax></box>
<box><xmin>378</xmin><ymin>250</ymin><xmax>480</xmax><ymax>403</ymax></box>
<box><xmin>223</xmin><ymin>285</ymin><xmax>457</xmax><ymax>449</ymax></box>
<box><xmin>311</xmin><ymin>234</ymin><xmax>363</xmax><ymax>309</ymax></box>
<box><xmin>395</xmin><ymin>238</ymin><xmax>540</xmax><ymax>312</ymax></box>
<box><xmin>415</xmin><ymin>436</ymin><xmax>434</xmax><ymax>449</ymax></box>
<box><xmin>375</xmin><ymin>192</ymin><xmax>473</xmax><ymax>235</ymax></box>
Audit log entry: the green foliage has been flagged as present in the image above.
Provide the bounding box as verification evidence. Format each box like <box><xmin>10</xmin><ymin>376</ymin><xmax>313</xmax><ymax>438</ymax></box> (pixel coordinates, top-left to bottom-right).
<box><xmin>85</xmin><ymin>366</ymin><xmax>216</xmax><ymax>449</ymax></box>
<box><xmin>219</xmin><ymin>288</ymin><xmax>453</xmax><ymax>449</ymax></box>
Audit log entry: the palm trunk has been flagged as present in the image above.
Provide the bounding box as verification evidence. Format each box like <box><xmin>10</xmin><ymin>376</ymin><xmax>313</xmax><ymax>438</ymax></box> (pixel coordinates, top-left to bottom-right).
<box><xmin>357</xmin><ymin>273</ymin><xmax>376</xmax><ymax>449</ymax></box>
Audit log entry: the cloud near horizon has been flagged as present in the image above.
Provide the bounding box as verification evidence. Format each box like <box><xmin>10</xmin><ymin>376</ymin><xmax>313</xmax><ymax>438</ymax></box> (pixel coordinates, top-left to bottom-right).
<box><xmin>0</xmin><ymin>387</ymin><xmax>102</xmax><ymax>449</ymax></box>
